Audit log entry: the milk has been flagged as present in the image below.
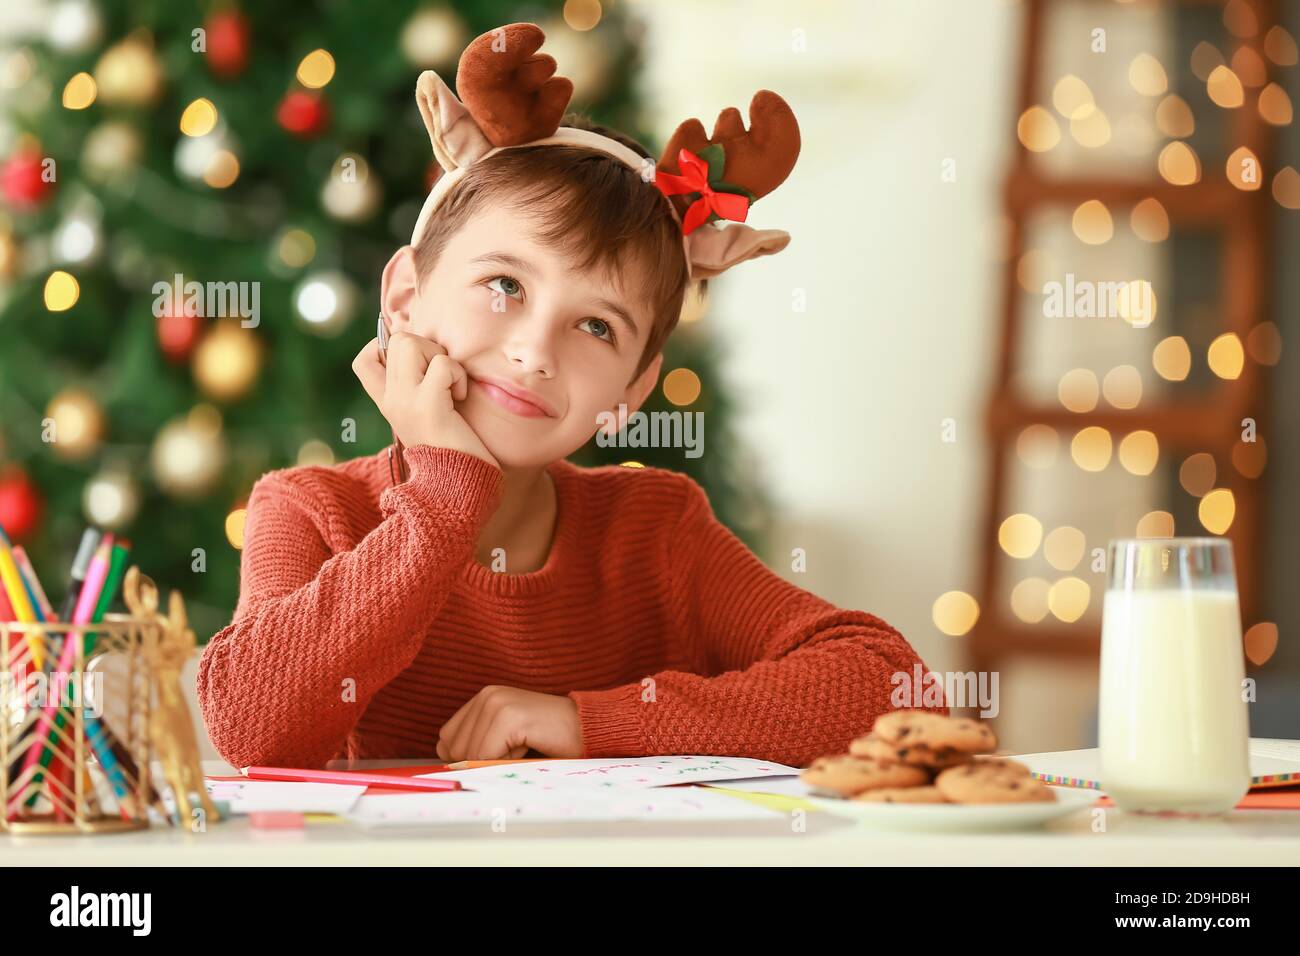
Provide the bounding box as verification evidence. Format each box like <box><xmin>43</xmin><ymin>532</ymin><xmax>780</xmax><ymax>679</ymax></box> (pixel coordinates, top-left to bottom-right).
<box><xmin>1098</xmin><ymin>588</ymin><xmax>1251</xmax><ymax>814</ymax></box>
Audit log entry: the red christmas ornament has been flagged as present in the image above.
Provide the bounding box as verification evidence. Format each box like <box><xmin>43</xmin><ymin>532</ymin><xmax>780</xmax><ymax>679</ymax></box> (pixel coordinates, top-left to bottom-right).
<box><xmin>276</xmin><ymin>90</ymin><xmax>330</xmax><ymax>139</ymax></box>
<box><xmin>0</xmin><ymin>465</ymin><xmax>43</xmax><ymax>542</ymax></box>
<box><xmin>157</xmin><ymin>311</ymin><xmax>205</xmax><ymax>363</ymax></box>
<box><xmin>1</xmin><ymin>148</ymin><xmax>54</xmax><ymax>209</ymax></box>
<box><xmin>205</xmin><ymin>10</ymin><xmax>251</xmax><ymax>79</ymax></box>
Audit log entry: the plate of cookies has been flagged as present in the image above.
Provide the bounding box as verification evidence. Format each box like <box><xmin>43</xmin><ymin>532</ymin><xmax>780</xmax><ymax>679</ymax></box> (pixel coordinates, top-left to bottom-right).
<box><xmin>800</xmin><ymin>710</ymin><xmax>1097</xmax><ymax>831</ymax></box>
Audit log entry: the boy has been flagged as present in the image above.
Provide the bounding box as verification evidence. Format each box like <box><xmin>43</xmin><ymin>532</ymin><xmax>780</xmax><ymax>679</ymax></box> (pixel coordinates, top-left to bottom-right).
<box><xmin>197</xmin><ymin>23</ymin><xmax>941</xmax><ymax>770</ymax></box>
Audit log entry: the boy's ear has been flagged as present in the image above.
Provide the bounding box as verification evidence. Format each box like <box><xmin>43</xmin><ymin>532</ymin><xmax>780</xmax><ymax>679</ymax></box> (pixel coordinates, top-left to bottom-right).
<box><xmin>381</xmin><ymin>245</ymin><xmax>421</xmax><ymax>332</ymax></box>
<box><xmin>602</xmin><ymin>352</ymin><xmax>664</xmax><ymax>437</ymax></box>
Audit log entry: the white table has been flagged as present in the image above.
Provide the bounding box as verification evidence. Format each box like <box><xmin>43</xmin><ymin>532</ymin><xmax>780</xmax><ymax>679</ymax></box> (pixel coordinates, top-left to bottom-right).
<box><xmin>6</xmin><ymin>760</ymin><xmax>1300</xmax><ymax>865</ymax></box>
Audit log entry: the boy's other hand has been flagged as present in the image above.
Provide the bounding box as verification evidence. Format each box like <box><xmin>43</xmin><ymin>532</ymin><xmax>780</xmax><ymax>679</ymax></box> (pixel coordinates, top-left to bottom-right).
<box><xmin>353</xmin><ymin>331</ymin><xmax>500</xmax><ymax>471</ymax></box>
<box><xmin>436</xmin><ymin>686</ymin><xmax>584</xmax><ymax>762</ymax></box>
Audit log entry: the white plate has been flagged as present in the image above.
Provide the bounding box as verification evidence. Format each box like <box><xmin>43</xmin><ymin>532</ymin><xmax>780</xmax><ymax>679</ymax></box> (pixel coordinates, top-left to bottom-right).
<box><xmin>805</xmin><ymin>786</ymin><xmax>1099</xmax><ymax>832</ymax></box>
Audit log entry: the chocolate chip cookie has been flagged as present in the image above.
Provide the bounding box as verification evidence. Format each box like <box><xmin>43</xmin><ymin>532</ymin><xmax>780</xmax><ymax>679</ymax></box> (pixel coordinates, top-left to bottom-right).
<box><xmin>933</xmin><ymin>759</ymin><xmax>1055</xmax><ymax>804</ymax></box>
<box><xmin>849</xmin><ymin>732</ymin><xmax>976</xmax><ymax>770</ymax></box>
<box><xmin>872</xmin><ymin>710</ymin><xmax>998</xmax><ymax>754</ymax></box>
<box><xmin>800</xmin><ymin>754</ymin><xmax>930</xmax><ymax>797</ymax></box>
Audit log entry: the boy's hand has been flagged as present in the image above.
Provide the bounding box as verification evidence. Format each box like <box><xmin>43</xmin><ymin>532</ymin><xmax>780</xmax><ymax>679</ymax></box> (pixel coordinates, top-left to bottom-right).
<box><xmin>353</xmin><ymin>330</ymin><xmax>499</xmax><ymax>470</ymax></box>
<box><xmin>436</xmin><ymin>686</ymin><xmax>584</xmax><ymax>762</ymax></box>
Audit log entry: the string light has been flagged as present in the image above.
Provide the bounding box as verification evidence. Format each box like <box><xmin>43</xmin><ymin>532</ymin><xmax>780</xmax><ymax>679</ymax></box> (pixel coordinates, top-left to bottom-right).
<box><xmin>1258</xmin><ymin>83</ymin><xmax>1293</xmax><ymax>126</ymax></box>
<box><xmin>1225</xmin><ymin>146</ymin><xmax>1261</xmax><ymax>191</ymax></box>
<box><xmin>1158</xmin><ymin>141</ymin><xmax>1201</xmax><ymax>184</ymax></box>
<box><xmin>1017</xmin><ymin>105</ymin><xmax>1060</xmax><ymax>152</ymax></box>
<box><xmin>1070</xmin><ymin>426</ymin><xmax>1112</xmax><ymax>472</ymax></box>
<box><xmin>1052</xmin><ymin>74</ymin><xmax>1095</xmax><ymax>120</ymax></box>
<box><xmin>1016</xmin><ymin>425</ymin><xmax>1059</xmax><ymax>469</ymax></box>
<box><xmin>296</xmin><ymin>49</ymin><xmax>335</xmax><ymax>88</ymax></box>
<box><xmin>1130</xmin><ymin>198</ymin><xmax>1170</xmax><ymax>241</ymax></box>
<box><xmin>562</xmin><ymin>0</ymin><xmax>603</xmax><ymax>32</ymax></box>
<box><xmin>1232</xmin><ymin>439</ymin><xmax>1267</xmax><ymax>479</ymax></box>
<box><xmin>1043</xmin><ymin>527</ymin><xmax>1085</xmax><ymax>571</ymax></box>
<box><xmin>1179</xmin><ymin>453</ymin><xmax>1217</xmax><ymax>497</ymax></box>
<box><xmin>61</xmin><ymin>71</ymin><xmax>96</xmax><ymax>109</ymax></box>
<box><xmin>932</xmin><ymin>591</ymin><xmax>979</xmax><ymax>637</ymax></box>
<box><xmin>1263</xmin><ymin>25</ymin><xmax>1298</xmax><ymax>66</ymax></box>
<box><xmin>1071</xmin><ymin>199</ymin><xmax>1113</xmax><ymax>244</ymax></box>
<box><xmin>1198</xmin><ymin>488</ymin><xmax>1236</xmax><ymax>534</ymax></box>
<box><xmin>1152</xmin><ymin>335</ymin><xmax>1191</xmax><ymax>381</ymax></box>
<box><xmin>1102</xmin><ymin>365</ymin><xmax>1142</xmax><ymax>408</ymax></box>
<box><xmin>1207</xmin><ymin>332</ymin><xmax>1245</xmax><ymax>379</ymax></box>
<box><xmin>44</xmin><ymin>270</ymin><xmax>80</xmax><ymax>310</ymax></box>
<box><xmin>179</xmin><ymin>97</ymin><xmax>218</xmax><ymax>137</ymax></box>
<box><xmin>1048</xmin><ymin>577</ymin><xmax>1090</xmax><ymax>622</ymax></box>
<box><xmin>1273</xmin><ymin>167</ymin><xmax>1300</xmax><ymax>209</ymax></box>
<box><xmin>998</xmin><ymin>514</ymin><xmax>1043</xmax><ymax>559</ymax></box>
<box><xmin>1155</xmin><ymin>94</ymin><xmax>1195</xmax><ymax>137</ymax></box>
<box><xmin>662</xmin><ymin>368</ymin><xmax>701</xmax><ymax>406</ymax></box>
<box><xmin>1127</xmin><ymin>53</ymin><xmax>1167</xmax><ymax>96</ymax></box>
<box><xmin>1058</xmin><ymin>368</ymin><xmax>1099</xmax><ymax>412</ymax></box>
<box><xmin>1118</xmin><ymin>430</ymin><xmax>1159</xmax><ymax>476</ymax></box>
<box><xmin>1136</xmin><ymin>511</ymin><xmax>1175</xmax><ymax>538</ymax></box>
<box><xmin>1207</xmin><ymin>66</ymin><xmax>1244</xmax><ymax>108</ymax></box>
<box><xmin>1246</xmin><ymin>322</ymin><xmax>1282</xmax><ymax>365</ymax></box>
<box><xmin>1245</xmin><ymin>623</ymin><xmax>1279</xmax><ymax>666</ymax></box>
<box><xmin>1010</xmin><ymin>578</ymin><xmax>1050</xmax><ymax>623</ymax></box>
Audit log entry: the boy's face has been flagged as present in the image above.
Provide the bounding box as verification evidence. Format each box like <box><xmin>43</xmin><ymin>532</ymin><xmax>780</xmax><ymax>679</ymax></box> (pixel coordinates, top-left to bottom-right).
<box><xmin>381</xmin><ymin>199</ymin><xmax>664</xmax><ymax>469</ymax></box>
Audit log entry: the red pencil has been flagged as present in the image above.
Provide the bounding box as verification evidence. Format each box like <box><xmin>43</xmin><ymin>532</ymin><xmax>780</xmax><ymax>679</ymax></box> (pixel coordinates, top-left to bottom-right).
<box><xmin>242</xmin><ymin>766</ymin><xmax>462</xmax><ymax>792</ymax></box>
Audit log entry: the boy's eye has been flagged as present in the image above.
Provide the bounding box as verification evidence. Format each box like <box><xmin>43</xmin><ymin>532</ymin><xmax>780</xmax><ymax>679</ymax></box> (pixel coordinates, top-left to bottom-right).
<box><xmin>581</xmin><ymin>317</ymin><xmax>616</xmax><ymax>345</ymax></box>
<box><xmin>486</xmin><ymin>275</ymin><xmax>523</xmax><ymax>299</ymax></box>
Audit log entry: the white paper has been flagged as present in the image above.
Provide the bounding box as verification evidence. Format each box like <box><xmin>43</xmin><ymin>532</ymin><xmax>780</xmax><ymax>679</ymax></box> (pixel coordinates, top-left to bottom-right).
<box><xmin>420</xmin><ymin>755</ymin><xmax>801</xmax><ymax>792</ymax></box>
<box><xmin>1014</xmin><ymin>737</ymin><xmax>1300</xmax><ymax>790</ymax></box>
<box><xmin>182</xmin><ymin>779</ymin><xmax>367</xmax><ymax>815</ymax></box>
<box><xmin>701</xmin><ymin>775</ymin><xmax>814</xmax><ymax>798</ymax></box>
<box><xmin>348</xmin><ymin>786</ymin><xmax>782</xmax><ymax>826</ymax></box>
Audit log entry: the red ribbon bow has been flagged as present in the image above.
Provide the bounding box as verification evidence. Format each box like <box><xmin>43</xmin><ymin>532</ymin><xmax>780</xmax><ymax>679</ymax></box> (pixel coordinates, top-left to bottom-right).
<box><xmin>654</xmin><ymin>147</ymin><xmax>750</xmax><ymax>235</ymax></box>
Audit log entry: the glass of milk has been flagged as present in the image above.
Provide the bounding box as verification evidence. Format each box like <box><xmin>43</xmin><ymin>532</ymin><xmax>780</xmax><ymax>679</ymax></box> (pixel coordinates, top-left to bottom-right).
<box><xmin>1098</xmin><ymin>537</ymin><xmax>1251</xmax><ymax>815</ymax></box>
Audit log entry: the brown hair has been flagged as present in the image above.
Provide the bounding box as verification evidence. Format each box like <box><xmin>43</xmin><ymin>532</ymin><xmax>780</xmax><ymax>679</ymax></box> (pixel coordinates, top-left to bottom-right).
<box><xmin>413</xmin><ymin>112</ymin><xmax>705</xmax><ymax>386</ymax></box>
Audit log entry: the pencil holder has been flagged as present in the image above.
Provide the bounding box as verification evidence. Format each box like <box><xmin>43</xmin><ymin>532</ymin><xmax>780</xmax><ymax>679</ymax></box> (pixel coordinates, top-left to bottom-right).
<box><xmin>0</xmin><ymin>565</ymin><xmax>221</xmax><ymax>834</ymax></box>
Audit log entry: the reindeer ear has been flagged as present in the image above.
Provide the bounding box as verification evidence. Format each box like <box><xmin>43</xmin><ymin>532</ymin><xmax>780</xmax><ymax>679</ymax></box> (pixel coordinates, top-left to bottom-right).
<box><xmin>686</xmin><ymin>223</ymin><xmax>790</xmax><ymax>279</ymax></box>
<box><xmin>415</xmin><ymin>69</ymin><xmax>494</xmax><ymax>172</ymax></box>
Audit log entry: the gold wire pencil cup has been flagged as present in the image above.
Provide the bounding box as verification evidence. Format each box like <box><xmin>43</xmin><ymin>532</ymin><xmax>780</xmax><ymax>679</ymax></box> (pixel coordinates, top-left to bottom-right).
<box><xmin>0</xmin><ymin>566</ymin><xmax>220</xmax><ymax>835</ymax></box>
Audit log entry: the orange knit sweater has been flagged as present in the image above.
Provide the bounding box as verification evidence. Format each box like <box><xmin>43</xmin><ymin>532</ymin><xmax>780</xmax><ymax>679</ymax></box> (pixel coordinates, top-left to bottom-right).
<box><xmin>197</xmin><ymin>443</ymin><xmax>940</xmax><ymax>770</ymax></box>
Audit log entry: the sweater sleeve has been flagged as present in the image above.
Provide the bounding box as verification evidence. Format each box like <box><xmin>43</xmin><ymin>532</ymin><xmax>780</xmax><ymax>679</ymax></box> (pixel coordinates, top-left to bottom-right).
<box><xmin>197</xmin><ymin>444</ymin><xmax>503</xmax><ymax>769</ymax></box>
<box><xmin>567</xmin><ymin>477</ymin><xmax>946</xmax><ymax>767</ymax></box>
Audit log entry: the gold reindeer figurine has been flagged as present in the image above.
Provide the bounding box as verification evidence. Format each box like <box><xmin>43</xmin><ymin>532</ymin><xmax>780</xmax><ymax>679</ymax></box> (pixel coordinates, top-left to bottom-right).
<box><xmin>124</xmin><ymin>566</ymin><xmax>222</xmax><ymax>827</ymax></box>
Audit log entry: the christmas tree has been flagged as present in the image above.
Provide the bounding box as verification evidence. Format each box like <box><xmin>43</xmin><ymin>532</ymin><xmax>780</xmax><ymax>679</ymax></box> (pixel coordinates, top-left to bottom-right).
<box><xmin>0</xmin><ymin>1</ymin><xmax>772</xmax><ymax>641</ymax></box>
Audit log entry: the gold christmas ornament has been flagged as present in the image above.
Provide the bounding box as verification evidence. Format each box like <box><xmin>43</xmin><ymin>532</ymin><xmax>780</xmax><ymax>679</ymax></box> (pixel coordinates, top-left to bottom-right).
<box><xmin>536</xmin><ymin>17</ymin><xmax>611</xmax><ymax>102</ymax></box>
<box><xmin>150</xmin><ymin>413</ymin><xmax>228</xmax><ymax>498</ymax></box>
<box><xmin>321</xmin><ymin>154</ymin><xmax>383</xmax><ymax>221</ymax></box>
<box><xmin>400</xmin><ymin>6</ymin><xmax>467</xmax><ymax>68</ymax></box>
<box><xmin>82</xmin><ymin>468</ymin><xmax>140</xmax><ymax>528</ymax></box>
<box><xmin>45</xmin><ymin>387</ymin><xmax>104</xmax><ymax>460</ymax></box>
<box><xmin>82</xmin><ymin>121</ymin><xmax>143</xmax><ymax>180</ymax></box>
<box><xmin>192</xmin><ymin>319</ymin><xmax>262</xmax><ymax>401</ymax></box>
<box><xmin>93</xmin><ymin>32</ymin><xmax>164</xmax><ymax>106</ymax></box>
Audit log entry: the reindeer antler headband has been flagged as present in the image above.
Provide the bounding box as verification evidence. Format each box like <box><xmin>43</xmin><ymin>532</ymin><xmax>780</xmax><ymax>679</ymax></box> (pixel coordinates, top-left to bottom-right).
<box><xmin>410</xmin><ymin>22</ymin><xmax>801</xmax><ymax>281</ymax></box>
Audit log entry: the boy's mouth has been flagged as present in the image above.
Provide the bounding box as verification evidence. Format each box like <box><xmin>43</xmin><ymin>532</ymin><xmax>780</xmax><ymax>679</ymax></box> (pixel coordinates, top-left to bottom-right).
<box><xmin>469</xmin><ymin>375</ymin><xmax>558</xmax><ymax>418</ymax></box>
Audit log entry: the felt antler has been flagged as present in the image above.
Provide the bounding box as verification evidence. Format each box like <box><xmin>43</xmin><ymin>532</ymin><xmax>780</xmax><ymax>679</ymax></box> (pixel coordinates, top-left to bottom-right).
<box><xmin>414</xmin><ymin>23</ymin><xmax>572</xmax><ymax>174</ymax></box>
<box><xmin>657</xmin><ymin>91</ymin><xmax>801</xmax><ymax>279</ymax></box>
<box><xmin>658</xmin><ymin>91</ymin><xmax>800</xmax><ymax>202</ymax></box>
<box><xmin>458</xmin><ymin>22</ymin><xmax>573</xmax><ymax>146</ymax></box>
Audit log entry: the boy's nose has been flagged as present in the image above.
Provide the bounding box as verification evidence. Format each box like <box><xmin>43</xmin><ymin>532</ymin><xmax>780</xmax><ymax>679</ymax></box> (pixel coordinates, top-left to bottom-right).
<box><xmin>501</xmin><ymin>319</ymin><xmax>559</xmax><ymax>378</ymax></box>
